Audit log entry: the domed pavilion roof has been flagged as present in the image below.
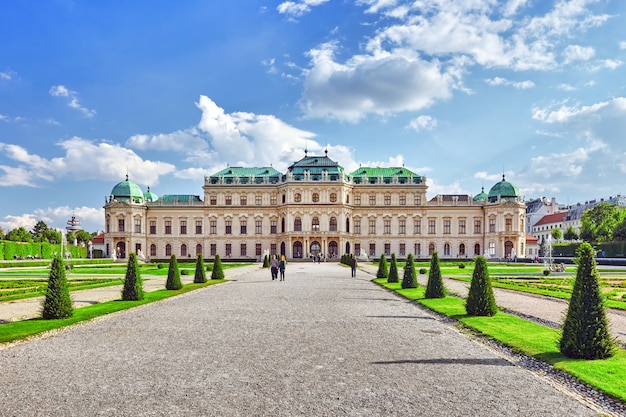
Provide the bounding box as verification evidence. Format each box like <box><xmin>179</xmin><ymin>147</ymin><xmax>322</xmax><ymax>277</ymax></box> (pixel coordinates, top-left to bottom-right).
<box><xmin>143</xmin><ymin>186</ymin><xmax>159</xmax><ymax>203</ymax></box>
<box><xmin>473</xmin><ymin>187</ymin><xmax>488</xmax><ymax>202</ymax></box>
<box><xmin>487</xmin><ymin>175</ymin><xmax>519</xmax><ymax>203</ymax></box>
<box><xmin>110</xmin><ymin>175</ymin><xmax>144</xmax><ymax>203</ymax></box>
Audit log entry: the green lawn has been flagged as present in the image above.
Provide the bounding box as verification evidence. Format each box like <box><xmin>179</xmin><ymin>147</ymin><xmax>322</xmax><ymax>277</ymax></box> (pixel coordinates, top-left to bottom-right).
<box><xmin>374</xmin><ymin>278</ymin><xmax>626</xmax><ymax>403</ymax></box>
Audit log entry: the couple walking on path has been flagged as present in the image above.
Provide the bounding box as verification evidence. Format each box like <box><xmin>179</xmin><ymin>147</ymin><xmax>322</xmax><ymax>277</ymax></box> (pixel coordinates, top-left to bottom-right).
<box><xmin>270</xmin><ymin>254</ymin><xmax>286</xmax><ymax>281</ymax></box>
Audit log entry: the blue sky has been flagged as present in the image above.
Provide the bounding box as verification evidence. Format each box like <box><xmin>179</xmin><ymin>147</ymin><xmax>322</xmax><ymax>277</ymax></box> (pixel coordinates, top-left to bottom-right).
<box><xmin>1</xmin><ymin>0</ymin><xmax>626</xmax><ymax>234</ymax></box>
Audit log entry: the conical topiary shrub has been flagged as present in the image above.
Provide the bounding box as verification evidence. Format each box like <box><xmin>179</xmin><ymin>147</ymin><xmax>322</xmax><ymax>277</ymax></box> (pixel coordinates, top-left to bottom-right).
<box><xmin>42</xmin><ymin>255</ymin><xmax>73</xmax><ymax>319</ymax></box>
<box><xmin>425</xmin><ymin>251</ymin><xmax>446</xmax><ymax>298</ymax></box>
<box><xmin>263</xmin><ymin>254</ymin><xmax>269</xmax><ymax>268</ymax></box>
<box><xmin>387</xmin><ymin>253</ymin><xmax>399</xmax><ymax>283</ymax></box>
<box><xmin>122</xmin><ymin>252</ymin><xmax>144</xmax><ymax>300</ymax></box>
<box><xmin>194</xmin><ymin>253</ymin><xmax>207</xmax><ymax>283</ymax></box>
<box><xmin>376</xmin><ymin>253</ymin><xmax>389</xmax><ymax>278</ymax></box>
<box><xmin>165</xmin><ymin>254</ymin><xmax>183</xmax><ymax>290</ymax></box>
<box><xmin>560</xmin><ymin>242</ymin><xmax>615</xmax><ymax>359</ymax></box>
<box><xmin>465</xmin><ymin>256</ymin><xmax>497</xmax><ymax>316</ymax></box>
<box><xmin>401</xmin><ymin>253</ymin><xmax>417</xmax><ymax>289</ymax></box>
<box><xmin>211</xmin><ymin>254</ymin><xmax>225</xmax><ymax>280</ymax></box>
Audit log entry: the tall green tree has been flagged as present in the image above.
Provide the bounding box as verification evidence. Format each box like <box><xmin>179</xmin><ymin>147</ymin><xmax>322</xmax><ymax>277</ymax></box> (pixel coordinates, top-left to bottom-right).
<box><xmin>563</xmin><ymin>225</ymin><xmax>580</xmax><ymax>241</ymax></box>
<box><xmin>579</xmin><ymin>202</ymin><xmax>626</xmax><ymax>242</ymax></box>
<box><xmin>387</xmin><ymin>253</ymin><xmax>399</xmax><ymax>283</ymax></box>
<box><xmin>376</xmin><ymin>253</ymin><xmax>389</xmax><ymax>278</ymax></box>
<box><xmin>31</xmin><ymin>221</ymin><xmax>49</xmax><ymax>242</ymax></box>
<box><xmin>41</xmin><ymin>255</ymin><xmax>73</xmax><ymax>319</ymax></box>
<box><xmin>401</xmin><ymin>253</ymin><xmax>417</xmax><ymax>289</ymax></box>
<box><xmin>425</xmin><ymin>251</ymin><xmax>446</xmax><ymax>298</ymax></box>
<box><xmin>465</xmin><ymin>256</ymin><xmax>497</xmax><ymax>316</ymax></box>
<box><xmin>165</xmin><ymin>254</ymin><xmax>183</xmax><ymax>290</ymax></box>
<box><xmin>211</xmin><ymin>254</ymin><xmax>225</xmax><ymax>280</ymax></box>
<box><xmin>560</xmin><ymin>242</ymin><xmax>615</xmax><ymax>359</ymax></box>
<box><xmin>194</xmin><ymin>254</ymin><xmax>207</xmax><ymax>283</ymax></box>
<box><xmin>551</xmin><ymin>227</ymin><xmax>562</xmax><ymax>242</ymax></box>
<box><xmin>6</xmin><ymin>227</ymin><xmax>33</xmax><ymax>243</ymax></box>
<box><xmin>122</xmin><ymin>252</ymin><xmax>144</xmax><ymax>300</ymax></box>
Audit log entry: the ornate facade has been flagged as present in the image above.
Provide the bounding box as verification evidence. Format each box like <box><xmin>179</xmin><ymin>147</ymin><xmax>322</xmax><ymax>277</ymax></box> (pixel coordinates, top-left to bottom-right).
<box><xmin>103</xmin><ymin>152</ymin><xmax>526</xmax><ymax>261</ymax></box>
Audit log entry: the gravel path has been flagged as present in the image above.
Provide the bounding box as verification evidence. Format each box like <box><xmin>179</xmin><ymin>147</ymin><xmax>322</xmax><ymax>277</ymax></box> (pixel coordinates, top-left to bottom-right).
<box><xmin>0</xmin><ymin>262</ymin><xmax>607</xmax><ymax>416</ymax></box>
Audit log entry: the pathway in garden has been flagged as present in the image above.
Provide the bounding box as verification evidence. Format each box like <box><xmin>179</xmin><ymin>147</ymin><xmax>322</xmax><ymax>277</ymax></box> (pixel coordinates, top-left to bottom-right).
<box><xmin>0</xmin><ymin>262</ymin><xmax>605</xmax><ymax>416</ymax></box>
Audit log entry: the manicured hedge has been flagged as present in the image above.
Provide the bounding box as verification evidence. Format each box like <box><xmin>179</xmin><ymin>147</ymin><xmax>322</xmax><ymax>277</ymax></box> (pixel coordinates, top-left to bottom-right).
<box><xmin>0</xmin><ymin>241</ymin><xmax>86</xmax><ymax>260</ymax></box>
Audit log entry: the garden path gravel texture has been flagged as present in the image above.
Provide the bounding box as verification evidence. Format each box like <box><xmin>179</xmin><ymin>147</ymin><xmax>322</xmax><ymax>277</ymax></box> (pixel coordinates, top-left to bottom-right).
<box><xmin>0</xmin><ymin>262</ymin><xmax>605</xmax><ymax>416</ymax></box>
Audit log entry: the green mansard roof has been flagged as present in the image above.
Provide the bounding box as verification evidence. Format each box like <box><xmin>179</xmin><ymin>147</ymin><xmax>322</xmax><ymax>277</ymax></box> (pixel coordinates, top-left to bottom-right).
<box><xmin>349</xmin><ymin>166</ymin><xmax>423</xmax><ymax>185</ymax></box>
<box><xmin>207</xmin><ymin>166</ymin><xmax>282</xmax><ymax>184</ymax></box>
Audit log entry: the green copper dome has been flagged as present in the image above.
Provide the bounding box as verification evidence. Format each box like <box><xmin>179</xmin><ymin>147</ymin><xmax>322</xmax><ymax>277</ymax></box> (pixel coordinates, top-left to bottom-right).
<box><xmin>111</xmin><ymin>175</ymin><xmax>144</xmax><ymax>203</ymax></box>
<box><xmin>473</xmin><ymin>187</ymin><xmax>488</xmax><ymax>202</ymax></box>
<box><xmin>487</xmin><ymin>175</ymin><xmax>519</xmax><ymax>203</ymax></box>
<box><xmin>144</xmin><ymin>186</ymin><xmax>159</xmax><ymax>203</ymax></box>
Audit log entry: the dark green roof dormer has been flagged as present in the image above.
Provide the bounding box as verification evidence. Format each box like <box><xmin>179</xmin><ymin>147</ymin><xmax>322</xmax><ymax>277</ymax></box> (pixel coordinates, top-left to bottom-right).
<box><xmin>473</xmin><ymin>187</ymin><xmax>488</xmax><ymax>202</ymax></box>
<box><xmin>208</xmin><ymin>166</ymin><xmax>282</xmax><ymax>185</ymax></box>
<box><xmin>287</xmin><ymin>151</ymin><xmax>344</xmax><ymax>181</ymax></box>
<box><xmin>349</xmin><ymin>167</ymin><xmax>423</xmax><ymax>185</ymax></box>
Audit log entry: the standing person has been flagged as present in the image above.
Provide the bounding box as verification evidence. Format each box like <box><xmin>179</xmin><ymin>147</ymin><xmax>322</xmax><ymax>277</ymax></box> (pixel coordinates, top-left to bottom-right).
<box><xmin>270</xmin><ymin>255</ymin><xmax>279</xmax><ymax>280</ymax></box>
<box><xmin>350</xmin><ymin>256</ymin><xmax>357</xmax><ymax>277</ymax></box>
<box><xmin>279</xmin><ymin>255</ymin><xmax>286</xmax><ymax>281</ymax></box>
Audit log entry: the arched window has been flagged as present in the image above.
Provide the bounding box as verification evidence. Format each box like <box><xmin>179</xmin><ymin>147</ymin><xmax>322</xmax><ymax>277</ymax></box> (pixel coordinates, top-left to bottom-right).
<box><xmin>150</xmin><ymin>244</ymin><xmax>157</xmax><ymax>257</ymax></box>
<box><xmin>312</xmin><ymin>217</ymin><xmax>320</xmax><ymax>231</ymax></box>
<box><xmin>346</xmin><ymin>218</ymin><xmax>350</xmax><ymax>233</ymax></box>
<box><xmin>196</xmin><ymin>244</ymin><xmax>202</xmax><ymax>255</ymax></box>
<box><xmin>428</xmin><ymin>243</ymin><xmax>435</xmax><ymax>255</ymax></box>
<box><xmin>181</xmin><ymin>244</ymin><xmax>187</xmax><ymax>257</ymax></box>
<box><xmin>329</xmin><ymin>217</ymin><xmax>337</xmax><ymax>231</ymax></box>
<box><xmin>474</xmin><ymin>243</ymin><xmax>481</xmax><ymax>256</ymax></box>
<box><xmin>165</xmin><ymin>244</ymin><xmax>172</xmax><ymax>256</ymax></box>
<box><xmin>444</xmin><ymin>243</ymin><xmax>451</xmax><ymax>256</ymax></box>
<box><xmin>459</xmin><ymin>243</ymin><xmax>465</xmax><ymax>257</ymax></box>
<box><xmin>294</xmin><ymin>217</ymin><xmax>302</xmax><ymax>231</ymax></box>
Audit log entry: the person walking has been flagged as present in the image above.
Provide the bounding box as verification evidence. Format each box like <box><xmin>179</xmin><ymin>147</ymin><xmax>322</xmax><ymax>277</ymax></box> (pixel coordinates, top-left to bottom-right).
<box><xmin>270</xmin><ymin>255</ymin><xmax>279</xmax><ymax>280</ymax></box>
<box><xmin>350</xmin><ymin>256</ymin><xmax>357</xmax><ymax>277</ymax></box>
<box><xmin>279</xmin><ymin>255</ymin><xmax>286</xmax><ymax>281</ymax></box>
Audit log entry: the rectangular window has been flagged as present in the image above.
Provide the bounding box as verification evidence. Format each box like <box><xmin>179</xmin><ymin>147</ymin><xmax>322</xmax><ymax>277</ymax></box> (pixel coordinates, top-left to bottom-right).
<box><xmin>225</xmin><ymin>220</ymin><xmax>232</xmax><ymax>235</ymax></box>
<box><xmin>428</xmin><ymin>219</ymin><xmax>436</xmax><ymax>234</ymax></box>
<box><xmin>474</xmin><ymin>219</ymin><xmax>481</xmax><ymax>234</ymax></box>
<box><xmin>355</xmin><ymin>243</ymin><xmax>361</xmax><ymax>256</ymax></box>
<box><xmin>196</xmin><ymin>220</ymin><xmax>202</xmax><ymax>234</ymax></box>
<box><xmin>165</xmin><ymin>220</ymin><xmax>171</xmax><ymax>235</ymax></box>
<box><xmin>256</xmin><ymin>220</ymin><xmax>262</xmax><ymax>234</ymax></box>
<box><xmin>414</xmin><ymin>219</ymin><xmax>421</xmax><ymax>235</ymax></box>
<box><xmin>134</xmin><ymin>219</ymin><xmax>141</xmax><ymax>233</ymax></box>
<box><xmin>384</xmin><ymin>195</ymin><xmax>391</xmax><ymax>206</ymax></box>
<box><xmin>399</xmin><ymin>219</ymin><xmax>406</xmax><ymax>234</ymax></box>
<box><xmin>270</xmin><ymin>243</ymin><xmax>276</xmax><ymax>255</ymax></box>
<box><xmin>369</xmin><ymin>194</ymin><xmax>376</xmax><ymax>205</ymax></box>
<box><xmin>384</xmin><ymin>243</ymin><xmax>391</xmax><ymax>256</ymax></box>
<box><xmin>354</xmin><ymin>220</ymin><xmax>361</xmax><ymax>234</ymax></box>
<box><xmin>270</xmin><ymin>195</ymin><xmax>277</xmax><ymax>205</ymax></box>
<box><xmin>415</xmin><ymin>243</ymin><xmax>421</xmax><ymax>256</ymax></box>
<box><xmin>256</xmin><ymin>243</ymin><xmax>262</xmax><ymax>256</ymax></box>
<box><xmin>505</xmin><ymin>218</ymin><xmax>512</xmax><ymax>233</ymax></box>
<box><xmin>399</xmin><ymin>243</ymin><xmax>406</xmax><ymax>256</ymax></box>
<box><xmin>210</xmin><ymin>220</ymin><xmax>217</xmax><ymax>234</ymax></box>
<box><xmin>443</xmin><ymin>219</ymin><xmax>451</xmax><ymax>234</ymax></box>
<box><xmin>210</xmin><ymin>195</ymin><xmax>217</xmax><ymax>206</ymax></box>
<box><xmin>369</xmin><ymin>219</ymin><xmax>376</xmax><ymax>234</ymax></box>
<box><xmin>240</xmin><ymin>220</ymin><xmax>247</xmax><ymax>235</ymax></box>
<box><xmin>459</xmin><ymin>219</ymin><xmax>466</xmax><ymax>235</ymax></box>
<box><xmin>118</xmin><ymin>219</ymin><xmax>125</xmax><ymax>232</ymax></box>
<box><xmin>180</xmin><ymin>220</ymin><xmax>187</xmax><ymax>235</ymax></box>
<box><xmin>489</xmin><ymin>218</ymin><xmax>496</xmax><ymax>233</ymax></box>
<box><xmin>240</xmin><ymin>195</ymin><xmax>247</xmax><ymax>206</ymax></box>
<box><xmin>210</xmin><ymin>244</ymin><xmax>217</xmax><ymax>256</ymax></box>
<box><xmin>270</xmin><ymin>220</ymin><xmax>277</xmax><ymax>234</ymax></box>
<box><xmin>369</xmin><ymin>243</ymin><xmax>376</xmax><ymax>256</ymax></box>
<box><xmin>225</xmin><ymin>195</ymin><xmax>232</xmax><ymax>206</ymax></box>
<box><xmin>355</xmin><ymin>195</ymin><xmax>361</xmax><ymax>205</ymax></box>
<box><xmin>399</xmin><ymin>195</ymin><xmax>406</xmax><ymax>206</ymax></box>
<box><xmin>240</xmin><ymin>243</ymin><xmax>247</xmax><ymax>257</ymax></box>
<box><xmin>414</xmin><ymin>194</ymin><xmax>421</xmax><ymax>205</ymax></box>
<box><xmin>384</xmin><ymin>220</ymin><xmax>391</xmax><ymax>234</ymax></box>
<box><xmin>150</xmin><ymin>245</ymin><xmax>156</xmax><ymax>257</ymax></box>
<box><xmin>149</xmin><ymin>220</ymin><xmax>156</xmax><ymax>235</ymax></box>
<box><xmin>255</xmin><ymin>195</ymin><xmax>262</xmax><ymax>205</ymax></box>
<box><xmin>226</xmin><ymin>244</ymin><xmax>232</xmax><ymax>257</ymax></box>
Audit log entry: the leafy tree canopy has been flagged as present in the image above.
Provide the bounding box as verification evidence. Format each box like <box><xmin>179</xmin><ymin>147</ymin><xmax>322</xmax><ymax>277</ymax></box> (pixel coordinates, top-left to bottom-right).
<box><xmin>580</xmin><ymin>202</ymin><xmax>626</xmax><ymax>243</ymax></box>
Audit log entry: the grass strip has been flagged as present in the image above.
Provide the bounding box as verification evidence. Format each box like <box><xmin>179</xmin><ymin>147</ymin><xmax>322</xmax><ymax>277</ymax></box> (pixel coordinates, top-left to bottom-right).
<box><xmin>374</xmin><ymin>278</ymin><xmax>626</xmax><ymax>403</ymax></box>
<box><xmin>0</xmin><ymin>280</ymin><xmax>226</xmax><ymax>344</ymax></box>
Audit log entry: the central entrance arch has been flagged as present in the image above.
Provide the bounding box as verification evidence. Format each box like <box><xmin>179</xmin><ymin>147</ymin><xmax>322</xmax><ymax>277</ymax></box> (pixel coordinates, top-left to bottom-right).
<box><xmin>310</xmin><ymin>241</ymin><xmax>321</xmax><ymax>256</ymax></box>
<box><xmin>293</xmin><ymin>241</ymin><xmax>303</xmax><ymax>258</ymax></box>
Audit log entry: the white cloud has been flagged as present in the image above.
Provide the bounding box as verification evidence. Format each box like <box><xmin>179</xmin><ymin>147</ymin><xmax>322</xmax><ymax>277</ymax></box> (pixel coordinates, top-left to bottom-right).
<box><xmin>49</xmin><ymin>85</ymin><xmax>96</xmax><ymax>118</ymax></box>
<box><xmin>0</xmin><ymin>137</ymin><xmax>176</xmax><ymax>187</ymax></box>
<box><xmin>562</xmin><ymin>44</ymin><xmax>595</xmax><ymax>64</ymax></box>
<box><xmin>126</xmin><ymin>128</ymin><xmax>208</xmax><ymax>153</ymax></box>
<box><xmin>406</xmin><ymin>115</ymin><xmax>437</xmax><ymax>132</ymax></box>
<box><xmin>531</xmin><ymin>98</ymin><xmax>626</xmax><ymax>125</ymax></box>
<box><xmin>277</xmin><ymin>0</ymin><xmax>329</xmax><ymax>19</ymax></box>
<box><xmin>485</xmin><ymin>77</ymin><xmax>535</xmax><ymax>89</ymax></box>
<box><xmin>0</xmin><ymin>206</ymin><xmax>103</xmax><ymax>234</ymax></box>
<box><xmin>0</xmin><ymin>72</ymin><xmax>12</xmax><ymax>80</ymax></box>
<box><xmin>556</xmin><ymin>83</ymin><xmax>577</xmax><ymax>91</ymax></box>
<box><xmin>591</xmin><ymin>59</ymin><xmax>623</xmax><ymax>71</ymax></box>
<box><xmin>620</xmin><ymin>41</ymin><xmax>626</xmax><ymax>50</ymax></box>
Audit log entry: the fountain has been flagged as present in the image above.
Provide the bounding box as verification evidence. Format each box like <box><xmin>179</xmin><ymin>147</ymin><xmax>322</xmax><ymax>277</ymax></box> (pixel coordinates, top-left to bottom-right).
<box><xmin>543</xmin><ymin>235</ymin><xmax>553</xmax><ymax>271</ymax></box>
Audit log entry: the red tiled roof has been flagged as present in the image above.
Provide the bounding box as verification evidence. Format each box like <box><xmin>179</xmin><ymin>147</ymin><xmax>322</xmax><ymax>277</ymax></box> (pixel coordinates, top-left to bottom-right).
<box><xmin>92</xmin><ymin>232</ymin><xmax>105</xmax><ymax>244</ymax></box>
<box><xmin>525</xmin><ymin>233</ymin><xmax>538</xmax><ymax>244</ymax></box>
<box><xmin>534</xmin><ymin>212</ymin><xmax>567</xmax><ymax>226</ymax></box>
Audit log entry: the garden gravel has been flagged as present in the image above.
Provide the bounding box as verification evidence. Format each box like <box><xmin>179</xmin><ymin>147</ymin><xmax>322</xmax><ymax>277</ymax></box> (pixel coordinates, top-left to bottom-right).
<box><xmin>0</xmin><ymin>263</ymin><xmax>615</xmax><ymax>416</ymax></box>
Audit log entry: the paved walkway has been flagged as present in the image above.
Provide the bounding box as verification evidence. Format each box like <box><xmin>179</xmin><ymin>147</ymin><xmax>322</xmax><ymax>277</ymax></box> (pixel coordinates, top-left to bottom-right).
<box><xmin>0</xmin><ymin>262</ymin><xmax>607</xmax><ymax>416</ymax></box>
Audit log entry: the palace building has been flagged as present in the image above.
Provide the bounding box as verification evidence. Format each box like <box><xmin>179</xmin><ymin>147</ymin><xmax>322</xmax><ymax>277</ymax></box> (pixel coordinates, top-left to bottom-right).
<box><xmin>103</xmin><ymin>151</ymin><xmax>526</xmax><ymax>261</ymax></box>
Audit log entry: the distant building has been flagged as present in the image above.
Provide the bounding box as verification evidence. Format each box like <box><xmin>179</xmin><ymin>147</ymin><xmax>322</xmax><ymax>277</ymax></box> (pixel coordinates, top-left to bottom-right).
<box><xmin>103</xmin><ymin>152</ymin><xmax>527</xmax><ymax>261</ymax></box>
<box><xmin>532</xmin><ymin>212</ymin><xmax>568</xmax><ymax>244</ymax></box>
<box><xmin>525</xmin><ymin>197</ymin><xmax>565</xmax><ymax>236</ymax></box>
